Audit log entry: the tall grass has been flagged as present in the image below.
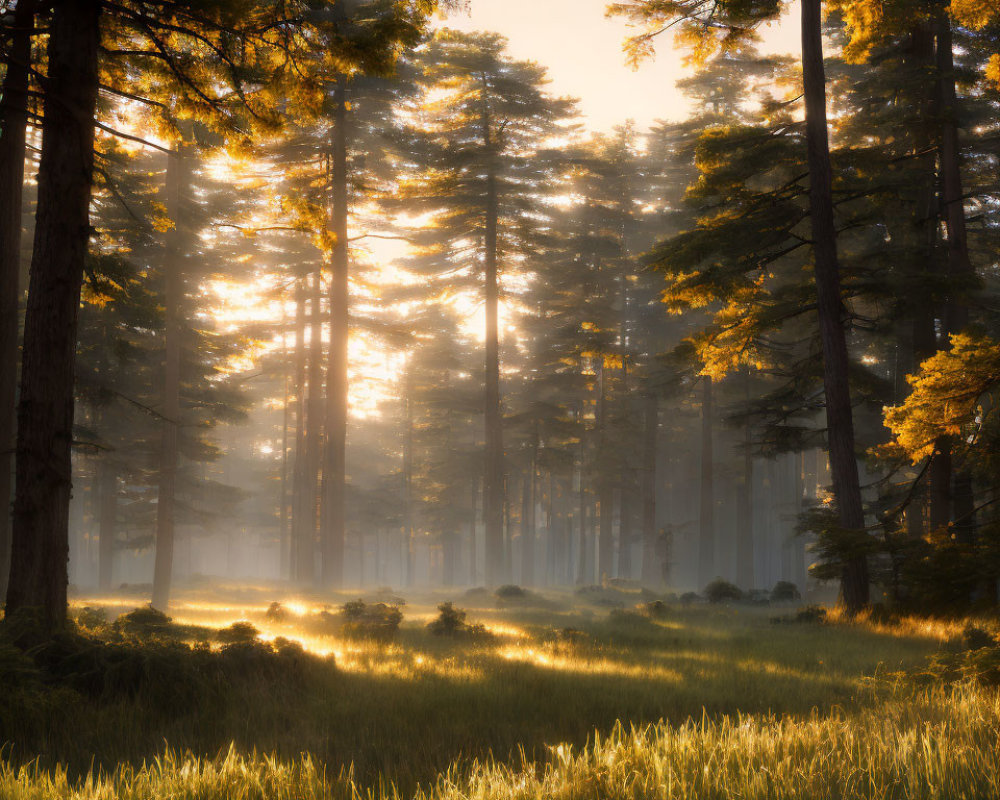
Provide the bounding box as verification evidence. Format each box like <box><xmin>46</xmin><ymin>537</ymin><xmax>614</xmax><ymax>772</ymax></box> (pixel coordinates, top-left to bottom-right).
<box><xmin>1</xmin><ymin>588</ymin><xmax>988</xmax><ymax>797</ymax></box>
<box><xmin>2</xmin><ymin>683</ymin><xmax>997</xmax><ymax>799</ymax></box>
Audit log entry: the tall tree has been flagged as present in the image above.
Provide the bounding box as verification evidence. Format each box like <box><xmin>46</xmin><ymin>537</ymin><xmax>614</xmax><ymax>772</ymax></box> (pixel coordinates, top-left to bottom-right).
<box><xmin>0</xmin><ymin>0</ymin><xmax>37</xmax><ymax>599</ymax></box>
<box><xmin>399</xmin><ymin>30</ymin><xmax>574</xmax><ymax>585</ymax></box>
<box><xmin>6</xmin><ymin>0</ymin><xmax>102</xmax><ymax>628</ymax></box>
<box><xmin>609</xmin><ymin>0</ymin><xmax>871</xmax><ymax>610</ymax></box>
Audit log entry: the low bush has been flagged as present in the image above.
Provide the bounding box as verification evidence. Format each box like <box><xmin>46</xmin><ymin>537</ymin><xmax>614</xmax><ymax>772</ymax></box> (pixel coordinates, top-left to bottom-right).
<box><xmin>216</xmin><ymin>621</ymin><xmax>259</xmax><ymax>645</ymax></box>
<box><xmin>265</xmin><ymin>602</ymin><xmax>287</xmax><ymax>622</ymax></box>
<box><xmin>339</xmin><ymin>600</ymin><xmax>402</xmax><ymax>641</ymax></box>
<box><xmin>770</xmin><ymin>581</ymin><xmax>802</xmax><ymax>603</ymax></box>
<box><xmin>704</xmin><ymin>579</ymin><xmax>743</xmax><ymax>604</ymax></box>
<box><xmin>427</xmin><ymin>602</ymin><xmax>491</xmax><ymax>639</ymax></box>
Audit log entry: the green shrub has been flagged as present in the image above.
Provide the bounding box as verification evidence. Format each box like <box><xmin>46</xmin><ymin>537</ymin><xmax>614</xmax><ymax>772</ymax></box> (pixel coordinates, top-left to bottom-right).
<box><xmin>495</xmin><ymin>584</ymin><xmax>526</xmax><ymax>599</ymax></box>
<box><xmin>680</xmin><ymin>591</ymin><xmax>700</xmax><ymax>605</ymax></box>
<box><xmin>265</xmin><ymin>602</ymin><xmax>287</xmax><ymax>622</ymax></box>
<box><xmin>216</xmin><ymin>621</ymin><xmax>259</xmax><ymax>645</ymax></box>
<box><xmin>427</xmin><ymin>602</ymin><xmax>491</xmax><ymax>639</ymax></box>
<box><xmin>115</xmin><ymin>605</ymin><xmax>172</xmax><ymax>638</ymax></box>
<box><xmin>770</xmin><ymin>581</ymin><xmax>801</xmax><ymax>603</ymax></box>
<box><xmin>704</xmin><ymin>579</ymin><xmax>743</xmax><ymax>604</ymax></box>
<box><xmin>75</xmin><ymin>607</ymin><xmax>109</xmax><ymax>632</ymax></box>
<box><xmin>428</xmin><ymin>602</ymin><xmax>466</xmax><ymax>636</ymax></box>
<box><xmin>339</xmin><ymin>600</ymin><xmax>402</xmax><ymax>641</ymax></box>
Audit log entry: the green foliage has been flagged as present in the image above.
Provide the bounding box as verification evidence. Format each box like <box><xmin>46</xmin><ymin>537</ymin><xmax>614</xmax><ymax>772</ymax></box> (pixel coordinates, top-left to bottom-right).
<box><xmin>339</xmin><ymin>600</ymin><xmax>403</xmax><ymax>641</ymax></box>
<box><xmin>770</xmin><ymin>581</ymin><xmax>801</xmax><ymax>603</ymax></box>
<box><xmin>427</xmin><ymin>602</ymin><xmax>491</xmax><ymax>639</ymax></box>
<box><xmin>114</xmin><ymin>606</ymin><xmax>173</xmax><ymax>638</ymax></box>
<box><xmin>704</xmin><ymin>579</ymin><xmax>743</xmax><ymax>604</ymax></box>
<box><xmin>215</xmin><ymin>622</ymin><xmax>259</xmax><ymax>645</ymax></box>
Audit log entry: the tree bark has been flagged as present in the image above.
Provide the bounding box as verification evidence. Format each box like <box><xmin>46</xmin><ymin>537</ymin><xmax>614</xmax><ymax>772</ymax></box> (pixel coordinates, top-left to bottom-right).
<box><xmin>597</xmin><ymin>361</ymin><xmax>614</xmax><ymax>580</ymax></box>
<box><xmin>801</xmin><ymin>0</ymin><xmax>869</xmax><ymax>612</ymax></box>
<box><xmin>935</xmin><ymin>12</ymin><xmax>977</xmax><ymax>547</ymax></box>
<box><xmin>483</xmin><ymin>147</ymin><xmax>504</xmax><ymax>586</ymax></box>
<box><xmin>297</xmin><ymin>269</ymin><xmax>323</xmax><ymax>583</ymax></box>
<box><xmin>152</xmin><ymin>145</ymin><xmax>190</xmax><ymax>612</ymax></box>
<box><xmin>6</xmin><ymin>0</ymin><xmax>101</xmax><ymax>629</ymax></box>
<box><xmin>97</xmin><ymin>456</ymin><xmax>117</xmax><ymax>592</ymax></box>
<box><xmin>736</xmin><ymin>412</ymin><xmax>754</xmax><ymax>590</ymax></box>
<box><xmin>321</xmin><ymin>78</ymin><xmax>349</xmax><ymax>588</ymax></box>
<box><xmin>290</xmin><ymin>275</ymin><xmax>308</xmax><ymax>579</ymax></box>
<box><xmin>520</xmin><ymin>445</ymin><xmax>536</xmax><ymax>585</ymax></box>
<box><xmin>698</xmin><ymin>376</ymin><xmax>715</xmax><ymax>588</ymax></box>
<box><xmin>0</xmin><ymin>0</ymin><xmax>36</xmax><ymax>600</ymax></box>
<box><xmin>640</xmin><ymin>392</ymin><xmax>659</xmax><ymax>585</ymax></box>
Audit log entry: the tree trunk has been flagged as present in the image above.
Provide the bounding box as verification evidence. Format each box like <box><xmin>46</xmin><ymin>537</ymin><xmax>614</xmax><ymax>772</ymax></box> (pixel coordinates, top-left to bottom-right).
<box><xmin>6</xmin><ymin>0</ymin><xmax>101</xmax><ymax>629</ymax></box>
<box><xmin>305</xmin><ymin>270</ymin><xmax>323</xmax><ymax>583</ymax></box>
<box><xmin>935</xmin><ymin>13</ymin><xmax>977</xmax><ymax>548</ymax></box>
<box><xmin>152</xmin><ymin>145</ymin><xmax>190</xmax><ymax>612</ymax></box>
<box><xmin>801</xmin><ymin>0</ymin><xmax>869</xmax><ymax>613</ymax></box>
<box><xmin>597</xmin><ymin>362</ymin><xmax>614</xmax><ymax>580</ymax></box>
<box><xmin>483</xmin><ymin>152</ymin><xmax>504</xmax><ymax>586</ymax></box>
<box><xmin>290</xmin><ymin>275</ymin><xmax>308</xmax><ymax>579</ymax></box>
<box><xmin>698</xmin><ymin>376</ymin><xmax>715</xmax><ymax>588</ymax></box>
<box><xmin>0</xmin><ymin>0</ymin><xmax>36</xmax><ymax>600</ymax></box>
<box><xmin>321</xmin><ymin>78</ymin><xmax>349</xmax><ymax>588</ymax></box>
<box><xmin>403</xmin><ymin>367</ymin><xmax>414</xmax><ymax>586</ymax></box>
<box><xmin>640</xmin><ymin>392</ymin><xmax>659</xmax><ymax>585</ymax></box>
<box><xmin>521</xmin><ymin>447</ymin><xmax>536</xmax><ymax>585</ymax></box>
<box><xmin>279</xmin><ymin>366</ymin><xmax>290</xmax><ymax>580</ymax></box>
<box><xmin>468</xmin><ymin>478</ymin><xmax>477</xmax><ymax>585</ymax></box>
<box><xmin>736</xmin><ymin>412</ymin><xmax>754</xmax><ymax>590</ymax></box>
<box><xmin>97</xmin><ymin>456</ymin><xmax>116</xmax><ymax>592</ymax></box>
<box><xmin>576</xmin><ymin>467</ymin><xmax>587</xmax><ymax>584</ymax></box>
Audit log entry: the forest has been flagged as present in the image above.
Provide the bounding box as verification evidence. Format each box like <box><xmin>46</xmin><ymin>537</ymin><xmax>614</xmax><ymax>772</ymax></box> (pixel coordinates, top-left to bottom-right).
<box><xmin>2</xmin><ymin>0</ymin><xmax>1000</xmax><ymax>797</ymax></box>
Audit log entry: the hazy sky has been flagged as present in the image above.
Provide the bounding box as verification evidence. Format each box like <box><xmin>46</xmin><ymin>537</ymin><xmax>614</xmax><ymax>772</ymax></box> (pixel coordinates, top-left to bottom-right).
<box><xmin>441</xmin><ymin>0</ymin><xmax>801</xmax><ymax>132</ymax></box>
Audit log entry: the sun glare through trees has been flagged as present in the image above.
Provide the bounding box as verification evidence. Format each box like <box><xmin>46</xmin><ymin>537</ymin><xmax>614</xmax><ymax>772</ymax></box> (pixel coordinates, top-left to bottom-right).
<box><xmin>2</xmin><ymin>0</ymin><xmax>1000</xmax><ymax>797</ymax></box>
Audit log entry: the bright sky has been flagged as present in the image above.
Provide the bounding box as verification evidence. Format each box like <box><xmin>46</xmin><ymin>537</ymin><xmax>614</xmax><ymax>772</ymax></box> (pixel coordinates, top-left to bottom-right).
<box><xmin>442</xmin><ymin>0</ymin><xmax>802</xmax><ymax>132</ymax></box>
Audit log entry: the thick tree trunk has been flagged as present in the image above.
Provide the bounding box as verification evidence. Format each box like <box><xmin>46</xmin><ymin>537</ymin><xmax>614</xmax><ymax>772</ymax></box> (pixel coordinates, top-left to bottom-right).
<box><xmin>640</xmin><ymin>392</ymin><xmax>659</xmax><ymax>585</ymax></box>
<box><xmin>483</xmin><ymin>156</ymin><xmax>504</xmax><ymax>586</ymax></box>
<box><xmin>0</xmin><ymin>0</ymin><xmax>36</xmax><ymax>600</ymax></box>
<box><xmin>321</xmin><ymin>79</ymin><xmax>349</xmax><ymax>588</ymax></box>
<box><xmin>152</xmin><ymin>146</ymin><xmax>190</xmax><ymax>612</ymax></box>
<box><xmin>698</xmin><ymin>376</ymin><xmax>714</xmax><ymax>588</ymax></box>
<box><xmin>801</xmin><ymin>0</ymin><xmax>869</xmax><ymax>613</ymax></box>
<box><xmin>6</xmin><ymin>0</ymin><xmax>101</xmax><ymax>629</ymax></box>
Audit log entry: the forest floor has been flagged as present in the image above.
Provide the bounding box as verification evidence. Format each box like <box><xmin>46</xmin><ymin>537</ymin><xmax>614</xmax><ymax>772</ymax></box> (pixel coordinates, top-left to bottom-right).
<box><xmin>2</xmin><ymin>582</ymin><xmax>1000</xmax><ymax>798</ymax></box>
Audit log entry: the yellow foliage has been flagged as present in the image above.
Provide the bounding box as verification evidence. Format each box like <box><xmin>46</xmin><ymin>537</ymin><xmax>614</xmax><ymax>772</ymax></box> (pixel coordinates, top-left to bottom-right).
<box><xmin>883</xmin><ymin>333</ymin><xmax>1000</xmax><ymax>462</ymax></box>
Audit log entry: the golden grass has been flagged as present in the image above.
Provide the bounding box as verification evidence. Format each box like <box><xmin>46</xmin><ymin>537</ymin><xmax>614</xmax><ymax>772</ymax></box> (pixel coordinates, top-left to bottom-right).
<box><xmin>0</xmin><ymin>584</ymin><xmax>985</xmax><ymax>798</ymax></box>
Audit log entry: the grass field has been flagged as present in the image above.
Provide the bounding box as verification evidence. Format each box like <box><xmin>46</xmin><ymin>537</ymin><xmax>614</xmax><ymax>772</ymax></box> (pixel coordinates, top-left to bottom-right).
<box><xmin>1</xmin><ymin>583</ymin><xmax>996</xmax><ymax>798</ymax></box>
